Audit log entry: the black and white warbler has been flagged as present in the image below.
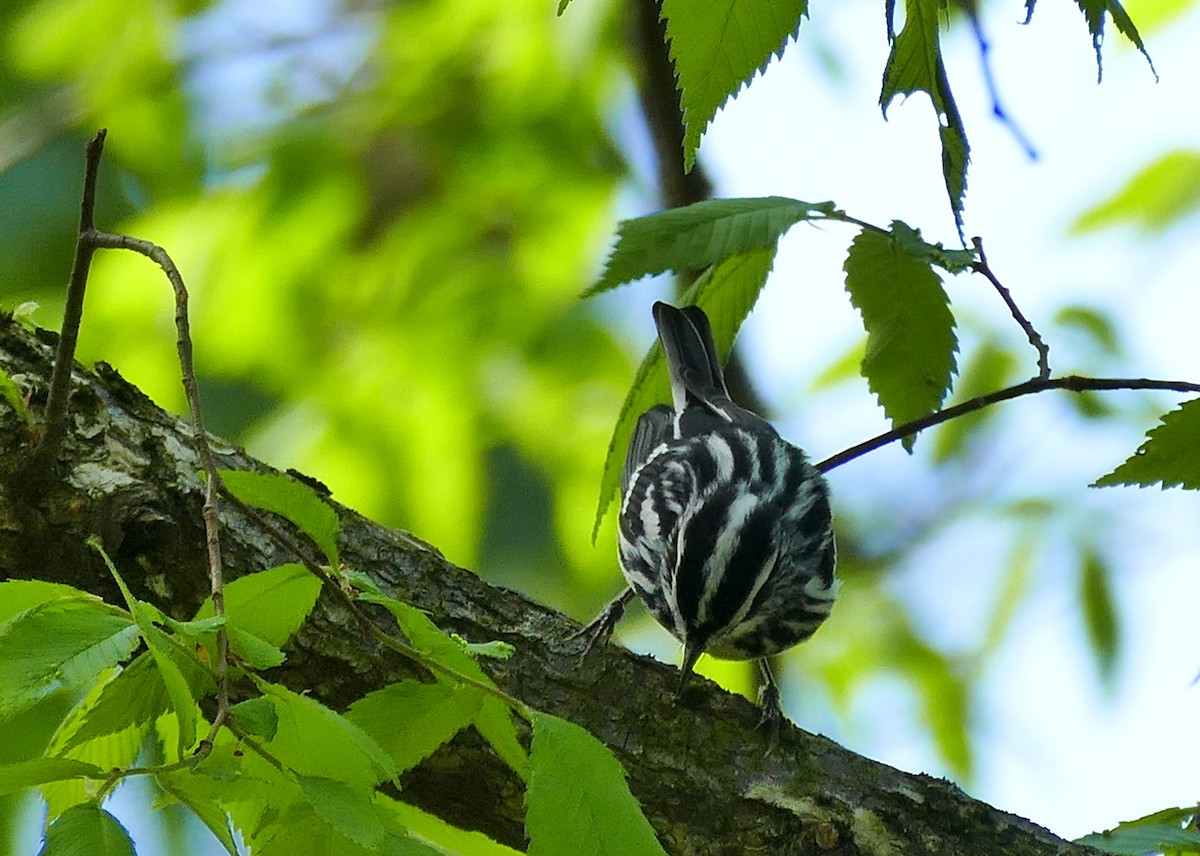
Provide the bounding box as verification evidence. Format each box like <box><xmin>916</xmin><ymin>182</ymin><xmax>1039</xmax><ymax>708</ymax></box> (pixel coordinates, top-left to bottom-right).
<box><xmin>581</xmin><ymin>301</ymin><xmax>837</xmax><ymax>734</ymax></box>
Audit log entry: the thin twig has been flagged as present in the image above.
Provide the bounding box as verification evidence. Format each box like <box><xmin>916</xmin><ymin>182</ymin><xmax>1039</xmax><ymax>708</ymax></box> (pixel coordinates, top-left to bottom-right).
<box><xmin>972</xmin><ymin>236</ymin><xmax>1051</xmax><ymax>379</ymax></box>
<box><xmin>817</xmin><ymin>375</ymin><xmax>1200</xmax><ymax>472</ymax></box>
<box><xmin>87</xmin><ymin>231</ymin><xmax>232</xmax><ymax>738</ymax></box>
<box><xmin>30</xmin><ymin>129</ymin><xmax>107</xmax><ymax>474</ymax></box>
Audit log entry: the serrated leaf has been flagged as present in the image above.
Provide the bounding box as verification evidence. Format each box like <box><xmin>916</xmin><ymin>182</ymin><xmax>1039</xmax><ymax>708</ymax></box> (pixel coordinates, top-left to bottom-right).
<box><xmin>1093</xmin><ymin>399</ymin><xmax>1200</xmax><ymax>489</ymax></box>
<box><xmin>588</xmin><ymin>197</ymin><xmax>832</xmax><ymax>294</ymax></box>
<box><xmin>253</xmin><ymin>678</ymin><xmax>396</xmax><ymax>788</ymax></box>
<box><xmin>0</xmin><ymin>580</ymin><xmax>101</xmax><ymax>624</ymax></box>
<box><xmin>1076</xmin><ymin>806</ymin><xmax>1200</xmax><ymax>855</ymax></box>
<box><xmin>0</xmin><ymin>366</ymin><xmax>34</xmax><ymax>427</ymax></box>
<box><xmin>525</xmin><ymin>713</ymin><xmax>665</xmax><ymax>856</ymax></box>
<box><xmin>1069</xmin><ymin>0</ymin><xmax>1157</xmax><ymax>82</ymax></box>
<box><xmin>1072</xmin><ymin>150</ymin><xmax>1200</xmax><ymax>235</ymax></box>
<box><xmin>93</xmin><ymin>542</ymin><xmax>199</xmax><ymax>756</ymax></box>
<box><xmin>843</xmin><ymin>226</ymin><xmax>958</xmax><ymax>448</ymax></box>
<box><xmin>220</xmin><ymin>469</ymin><xmax>341</xmax><ymax>568</ymax></box>
<box><xmin>231</xmin><ymin>697</ymin><xmax>279</xmax><ymax>741</ymax></box>
<box><xmin>298</xmin><ymin>776</ymin><xmax>386</xmax><ymax>849</ymax></box>
<box><xmin>0</xmin><ymin>758</ymin><xmax>105</xmax><ymax>796</ymax></box>
<box><xmin>38</xmin><ymin>805</ymin><xmax>136</xmax><ymax>856</ymax></box>
<box><xmin>155</xmin><ymin>773</ymin><xmax>240</xmax><ymax>856</ymax></box>
<box><xmin>60</xmin><ymin>655</ymin><xmax>167</xmax><ymax>752</ymax></box>
<box><xmin>355</xmin><ymin>592</ymin><xmax>529</xmax><ymax>776</ymax></box>
<box><xmin>346</xmin><ymin>680</ymin><xmax>479</xmax><ymax>774</ymax></box>
<box><xmin>661</xmin><ymin>1</ymin><xmax>808</xmax><ymax>170</ymax></box>
<box><xmin>385</xmin><ymin>798</ymin><xmax>524</xmax><ymax>856</ymax></box>
<box><xmin>1079</xmin><ymin>550</ymin><xmax>1120</xmax><ymax>682</ymax></box>
<box><xmin>0</xmin><ymin>600</ymin><xmax>139</xmax><ymax>720</ymax></box>
<box><xmin>593</xmin><ymin>247</ymin><xmax>776</xmax><ymax>537</ymax></box>
<box><xmin>880</xmin><ymin>0</ymin><xmax>970</xmax><ymax>236</ymax></box>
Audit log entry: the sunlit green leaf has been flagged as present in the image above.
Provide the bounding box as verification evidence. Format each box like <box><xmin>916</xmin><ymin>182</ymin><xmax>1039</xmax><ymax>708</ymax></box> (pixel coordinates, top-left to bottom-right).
<box><xmin>1076</xmin><ymin>806</ymin><xmax>1200</xmax><ymax>854</ymax></box>
<box><xmin>526</xmin><ymin>712</ymin><xmax>666</xmax><ymax>856</ymax></box>
<box><xmin>252</xmin><ymin>678</ymin><xmax>396</xmax><ymax>789</ymax></box>
<box><xmin>660</xmin><ymin>1</ymin><xmax>808</xmax><ymax>170</ymax></box>
<box><xmin>0</xmin><ymin>579</ymin><xmax>107</xmax><ymax>625</ymax></box>
<box><xmin>298</xmin><ymin>775</ymin><xmax>386</xmax><ymax>849</ymax></box>
<box><xmin>1072</xmin><ymin>150</ymin><xmax>1200</xmax><ymax>234</ymax></box>
<box><xmin>385</xmin><ymin>797</ymin><xmax>524</xmax><ymax>856</ymax></box>
<box><xmin>60</xmin><ymin>655</ymin><xmax>167</xmax><ymax>752</ymax></box>
<box><xmin>980</xmin><ymin>537</ymin><xmax>1035</xmax><ymax>656</ymax></box>
<box><xmin>588</xmin><ymin>197</ymin><xmax>832</xmax><ymax>295</ymax></box>
<box><xmin>230</xmin><ymin>697</ymin><xmax>279</xmax><ymax>741</ymax></box>
<box><xmin>93</xmin><ymin>541</ymin><xmax>198</xmax><ymax>756</ymax></box>
<box><xmin>0</xmin><ymin>599</ymin><xmax>139</xmax><ymax>720</ymax></box>
<box><xmin>0</xmin><ymin>758</ymin><xmax>105</xmax><ymax>796</ymax></box>
<box><xmin>880</xmin><ymin>0</ymin><xmax>969</xmax><ymax>234</ymax></box>
<box><xmin>1054</xmin><ymin>305</ymin><xmax>1121</xmax><ymax>356</ymax></box>
<box><xmin>843</xmin><ymin>226</ymin><xmax>958</xmax><ymax>448</ymax></box>
<box><xmin>219</xmin><ymin>469</ymin><xmax>341</xmax><ymax>568</ymax></box>
<box><xmin>346</xmin><ymin>680</ymin><xmax>479</xmax><ymax>774</ymax></box>
<box><xmin>592</xmin><ymin>248</ymin><xmax>776</xmax><ymax>536</ymax></box>
<box><xmin>1093</xmin><ymin>399</ymin><xmax>1200</xmax><ymax>489</ymax></box>
<box><xmin>155</xmin><ymin>772</ymin><xmax>240</xmax><ymax>856</ymax></box>
<box><xmin>38</xmin><ymin>805</ymin><xmax>136</xmax><ymax>856</ymax></box>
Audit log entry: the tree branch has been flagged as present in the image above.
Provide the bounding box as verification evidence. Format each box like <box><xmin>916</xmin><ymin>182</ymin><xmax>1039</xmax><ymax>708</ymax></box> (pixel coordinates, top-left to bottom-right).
<box><xmin>0</xmin><ymin>317</ymin><xmax>1113</xmax><ymax>855</ymax></box>
<box><xmin>972</xmin><ymin>236</ymin><xmax>1051</xmax><ymax>379</ymax></box>
<box><xmin>818</xmin><ymin>375</ymin><xmax>1200</xmax><ymax>472</ymax></box>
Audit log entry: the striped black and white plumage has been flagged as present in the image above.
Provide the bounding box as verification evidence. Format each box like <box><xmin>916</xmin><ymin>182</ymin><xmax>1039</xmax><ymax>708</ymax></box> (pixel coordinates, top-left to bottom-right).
<box><xmin>582</xmin><ymin>301</ymin><xmax>836</xmax><ymax>732</ymax></box>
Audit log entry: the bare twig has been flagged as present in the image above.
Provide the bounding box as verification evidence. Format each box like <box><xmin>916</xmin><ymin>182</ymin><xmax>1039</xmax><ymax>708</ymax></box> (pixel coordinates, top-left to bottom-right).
<box><xmin>30</xmin><ymin>129</ymin><xmax>107</xmax><ymax>475</ymax></box>
<box><xmin>972</xmin><ymin>236</ymin><xmax>1051</xmax><ymax>379</ymax></box>
<box><xmin>817</xmin><ymin>375</ymin><xmax>1200</xmax><ymax>472</ymax></box>
<box><xmin>86</xmin><ymin>230</ymin><xmax>232</xmax><ymax>740</ymax></box>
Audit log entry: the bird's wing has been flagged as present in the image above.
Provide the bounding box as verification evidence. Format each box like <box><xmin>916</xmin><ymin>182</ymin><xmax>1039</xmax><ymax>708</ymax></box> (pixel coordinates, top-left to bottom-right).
<box><xmin>621</xmin><ymin>404</ymin><xmax>675</xmax><ymax>503</ymax></box>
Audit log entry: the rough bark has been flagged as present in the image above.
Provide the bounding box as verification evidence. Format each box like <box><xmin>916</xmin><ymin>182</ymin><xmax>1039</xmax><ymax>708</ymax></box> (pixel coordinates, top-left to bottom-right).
<box><xmin>0</xmin><ymin>316</ymin><xmax>1104</xmax><ymax>856</ymax></box>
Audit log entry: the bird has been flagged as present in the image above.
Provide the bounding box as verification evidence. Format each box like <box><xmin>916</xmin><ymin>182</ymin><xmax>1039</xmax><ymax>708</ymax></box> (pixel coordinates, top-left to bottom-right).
<box><xmin>579</xmin><ymin>301</ymin><xmax>837</xmax><ymax>739</ymax></box>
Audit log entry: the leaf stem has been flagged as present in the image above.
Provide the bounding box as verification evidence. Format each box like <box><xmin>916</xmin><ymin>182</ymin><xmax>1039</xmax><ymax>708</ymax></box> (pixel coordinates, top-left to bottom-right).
<box><xmin>971</xmin><ymin>236</ymin><xmax>1051</xmax><ymax>379</ymax></box>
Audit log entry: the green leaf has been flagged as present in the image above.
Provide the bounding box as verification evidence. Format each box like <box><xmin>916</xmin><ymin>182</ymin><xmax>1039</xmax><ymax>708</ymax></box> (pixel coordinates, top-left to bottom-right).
<box><xmin>592</xmin><ymin>247</ymin><xmax>776</xmax><ymax>537</ymax></box>
<box><xmin>154</xmin><ymin>773</ymin><xmax>240</xmax><ymax>856</ymax></box>
<box><xmin>587</xmin><ymin>197</ymin><xmax>833</xmax><ymax>295</ymax></box>
<box><xmin>1079</xmin><ymin>550</ymin><xmax>1120</xmax><ymax>682</ymax></box>
<box><xmin>0</xmin><ymin>758</ymin><xmax>106</xmax><ymax>796</ymax></box>
<box><xmin>1072</xmin><ymin>150</ymin><xmax>1200</xmax><ymax>235</ymax></box>
<box><xmin>843</xmin><ymin>226</ymin><xmax>958</xmax><ymax>448</ymax></box>
<box><xmin>0</xmin><ymin>366</ymin><xmax>34</xmax><ymax>427</ymax></box>
<box><xmin>1076</xmin><ymin>806</ymin><xmax>1200</xmax><ymax>855</ymax></box>
<box><xmin>1093</xmin><ymin>399</ymin><xmax>1200</xmax><ymax>489</ymax></box>
<box><xmin>0</xmin><ymin>599</ymin><xmax>139</xmax><ymax>720</ymax></box>
<box><xmin>0</xmin><ymin>580</ymin><xmax>101</xmax><ymax>624</ymax></box>
<box><xmin>231</xmin><ymin>697</ymin><xmax>279</xmax><ymax>741</ymax></box>
<box><xmin>92</xmin><ymin>541</ymin><xmax>199</xmax><ymax>756</ymax></box>
<box><xmin>298</xmin><ymin>776</ymin><xmax>386</xmax><ymax>849</ymax></box>
<box><xmin>1067</xmin><ymin>0</ymin><xmax>1157</xmax><ymax>82</ymax></box>
<box><xmin>38</xmin><ymin>805</ymin><xmax>136</xmax><ymax>856</ymax></box>
<box><xmin>385</xmin><ymin>798</ymin><xmax>524</xmax><ymax>856</ymax></box>
<box><xmin>219</xmin><ymin>469</ymin><xmax>341</xmax><ymax>568</ymax></box>
<box><xmin>525</xmin><ymin>712</ymin><xmax>665</xmax><ymax>856</ymax></box>
<box><xmin>60</xmin><ymin>655</ymin><xmax>168</xmax><ymax>752</ymax></box>
<box><xmin>660</xmin><ymin>1</ymin><xmax>808</xmax><ymax>170</ymax></box>
<box><xmin>1054</xmin><ymin>305</ymin><xmax>1121</xmax><ymax>356</ymax></box>
<box><xmin>346</xmin><ymin>680</ymin><xmax>479</xmax><ymax>774</ymax></box>
<box><xmin>880</xmin><ymin>0</ymin><xmax>970</xmax><ymax>235</ymax></box>
<box><xmin>356</xmin><ymin>593</ymin><xmax>528</xmax><ymax>775</ymax></box>
<box><xmin>252</xmin><ymin>678</ymin><xmax>397</xmax><ymax>789</ymax></box>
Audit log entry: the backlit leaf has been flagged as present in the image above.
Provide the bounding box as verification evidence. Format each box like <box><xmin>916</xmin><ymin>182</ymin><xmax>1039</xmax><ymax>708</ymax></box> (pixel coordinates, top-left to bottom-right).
<box><xmin>38</xmin><ymin>805</ymin><xmax>136</xmax><ymax>856</ymax></box>
<box><xmin>1072</xmin><ymin>150</ymin><xmax>1200</xmax><ymax>234</ymax></box>
<box><xmin>1093</xmin><ymin>399</ymin><xmax>1200</xmax><ymax>489</ymax></box>
<box><xmin>588</xmin><ymin>197</ymin><xmax>832</xmax><ymax>295</ymax></box>
<box><xmin>0</xmin><ymin>758</ymin><xmax>105</xmax><ymax>796</ymax></box>
<box><xmin>661</xmin><ymin>1</ymin><xmax>808</xmax><ymax>170</ymax></box>
<box><xmin>1079</xmin><ymin>550</ymin><xmax>1120</xmax><ymax>682</ymax></box>
<box><xmin>526</xmin><ymin>712</ymin><xmax>665</xmax><ymax>856</ymax></box>
<box><xmin>880</xmin><ymin>0</ymin><xmax>969</xmax><ymax>236</ymax></box>
<box><xmin>843</xmin><ymin>226</ymin><xmax>958</xmax><ymax>447</ymax></box>
<box><xmin>346</xmin><ymin>680</ymin><xmax>479</xmax><ymax>774</ymax></box>
<box><xmin>220</xmin><ymin>469</ymin><xmax>341</xmax><ymax>568</ymax></box>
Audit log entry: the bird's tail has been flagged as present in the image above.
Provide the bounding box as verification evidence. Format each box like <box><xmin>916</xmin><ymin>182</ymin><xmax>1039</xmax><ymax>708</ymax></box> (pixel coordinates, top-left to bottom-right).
<box><xmin>653</xmin><ymin>301</ymin><xmax>730</xmax><ymax>413</ymax></box>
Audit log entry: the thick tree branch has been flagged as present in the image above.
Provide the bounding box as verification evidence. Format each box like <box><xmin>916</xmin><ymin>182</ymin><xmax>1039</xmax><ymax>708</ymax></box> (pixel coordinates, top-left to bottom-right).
<box><xmin>1</xmin><ymin>318</ymin><xmax>1111</xmax><ymax>855</ymax></box>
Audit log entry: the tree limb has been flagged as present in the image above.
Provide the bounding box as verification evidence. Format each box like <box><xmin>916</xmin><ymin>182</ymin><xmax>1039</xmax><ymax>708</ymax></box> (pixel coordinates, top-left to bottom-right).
<box><xmin>0</xmin><ymin>318</ymin><xmax>1109</xmax><ymax>855</ymax></box>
